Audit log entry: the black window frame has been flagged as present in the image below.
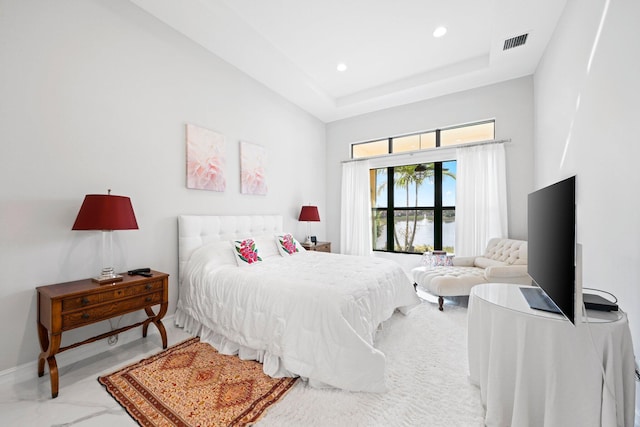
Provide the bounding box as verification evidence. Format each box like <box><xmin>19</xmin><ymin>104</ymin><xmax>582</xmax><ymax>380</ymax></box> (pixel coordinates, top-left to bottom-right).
<box><xmin>350</xmin><ymin>119</ymin><xmax>495</xmax><ymax>159</ymax></box>
<box><xmin>355</xmin><ymin>122</ymin><xmax>486</xmax><ymax>254</ymax></box>
<box><xmin>372</xmin><ymin>161</ymin><xmax>455</xmax><ymax>254</ymax></box>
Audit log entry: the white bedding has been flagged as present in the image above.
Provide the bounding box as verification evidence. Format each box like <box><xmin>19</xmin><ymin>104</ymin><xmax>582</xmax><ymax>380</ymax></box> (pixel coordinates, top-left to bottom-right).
<box><xmin>175</xmin><ymin>238</ymin><xmax>420</xmax><ymax>392</ymax></box>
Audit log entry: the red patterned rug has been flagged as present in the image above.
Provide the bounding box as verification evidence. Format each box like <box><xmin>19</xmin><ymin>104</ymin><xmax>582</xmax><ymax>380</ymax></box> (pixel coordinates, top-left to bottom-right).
<box><xmin>98</xmin><ymin>337</ymin><xmax>297</xmax><ymax>426</ymax></box>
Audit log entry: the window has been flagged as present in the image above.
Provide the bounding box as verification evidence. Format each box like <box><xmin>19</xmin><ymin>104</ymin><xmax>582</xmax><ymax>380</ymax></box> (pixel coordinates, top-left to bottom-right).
<box><xmin>440</xmin><ymin>121</ymin><xmax>494</xmax><ymax>147</ymax></box>
<box><xmin>352</xmin><ymin>139</ymin><xmax>388</xmax><ymax>158</ymax></box>
<box><xmin>371</xmin><ymin>161</ymin><xmax>456</xmax><ymax>254</ymax></box>
<box><xmin>392</xmin><ymin>132</ymin><xmax>436</xmax><ymax>153</ymax></box>
<box><xmin>351</xmin><ymin>120</ymin><xmax>494</xmax><ymax>159</ymax></box>
<box><xmin>351</xmin><ymin>119</ymin><xmax>490</xmax><ymax>254</ymax></box>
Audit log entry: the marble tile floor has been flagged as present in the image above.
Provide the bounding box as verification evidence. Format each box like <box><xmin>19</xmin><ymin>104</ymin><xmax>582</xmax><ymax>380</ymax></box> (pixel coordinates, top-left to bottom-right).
<box><xmin>0</xmin><ymin>325</ymin><xmax>192</xmax><ymax>426</ymax></box>
<box><xmin>0</xmin><ymin>294</ymin><xmax>458</xmax><ymax>427</ymax></box>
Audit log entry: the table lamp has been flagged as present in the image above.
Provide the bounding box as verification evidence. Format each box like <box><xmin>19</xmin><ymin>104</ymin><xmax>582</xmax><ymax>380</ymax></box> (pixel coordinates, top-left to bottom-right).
<box><xmin>298</xmin><ymin>205</ymin><xmax>320</xmax><ymax>245</ymax></box>
<box><xmin>72</xmin><ymin>190</ymin><xmax>138</xmax><ymax>283</ymax></box>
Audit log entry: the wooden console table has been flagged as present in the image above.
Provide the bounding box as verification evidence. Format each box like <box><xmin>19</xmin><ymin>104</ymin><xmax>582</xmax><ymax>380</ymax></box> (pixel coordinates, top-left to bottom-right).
<box><xmin>36</xmin><ymin>270</ymin><xmax>168</xmax><ymax>398</ymax></box>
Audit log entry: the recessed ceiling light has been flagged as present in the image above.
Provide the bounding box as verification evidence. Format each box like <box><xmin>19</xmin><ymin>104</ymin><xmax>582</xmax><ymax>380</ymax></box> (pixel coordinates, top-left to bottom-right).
<box><xmin>433</xmin><ymin>26</ymin><xmax>447</xmax><ymax>38</ymax></box>
<box><xmin>337</xmin><ymin>63</ymin><xmax>347</xmax><ymax>72</ymax></box>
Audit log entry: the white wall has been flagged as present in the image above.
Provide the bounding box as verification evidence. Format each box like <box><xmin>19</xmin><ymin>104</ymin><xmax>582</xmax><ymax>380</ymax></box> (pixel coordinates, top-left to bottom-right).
<box><xmin>326</xmin><ymin>77</ymin><xmax>535</xmax><ymax>257</ymax></box>
<box><xmin>0</xmin><ymin>0</ymin><xmax>325</xmax><ymax>372</ymax></box>
<box><xmin>534</xmin><ymin>0</ymin><xmax>640</xmax><ymax>416</ymax></box>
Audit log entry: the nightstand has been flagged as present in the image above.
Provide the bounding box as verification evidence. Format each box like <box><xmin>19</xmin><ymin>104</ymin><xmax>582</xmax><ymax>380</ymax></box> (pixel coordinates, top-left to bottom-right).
<box><xmin>302</xmin><ymin>241</ymin><xmax>331</xmax><ymax>253</ymax></box>
<box><xmin>36</xmin><ymin>270</ymin><xmax>169</xmax><ymax>398</ymax></box>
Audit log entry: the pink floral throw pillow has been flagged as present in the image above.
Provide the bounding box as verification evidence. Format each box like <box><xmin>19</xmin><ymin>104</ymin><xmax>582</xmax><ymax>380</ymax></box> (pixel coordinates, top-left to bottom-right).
<box><xmin>276</xmin><ymin>233</ymin><xmax>301</xmax><ymax>256</ymax></box>
<box><xmin>232</xmin><ymin>238</ymin><xmax>262</xmax><ymax>266</ymax></box>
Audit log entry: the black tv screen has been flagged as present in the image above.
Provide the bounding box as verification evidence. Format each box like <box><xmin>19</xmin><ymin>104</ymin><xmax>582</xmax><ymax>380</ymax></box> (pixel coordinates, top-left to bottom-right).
<box><xmin>527</xmin><ymin>176</ymin><xmax>576</xmax><ymax>323</ymax></box>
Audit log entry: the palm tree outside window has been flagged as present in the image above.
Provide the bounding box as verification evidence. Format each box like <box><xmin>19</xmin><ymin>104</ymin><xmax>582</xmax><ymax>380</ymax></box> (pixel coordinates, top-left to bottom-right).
<box><xmin>371</xmin><ymin>161</ymin><xmax>456</xmax><ymax>254</ymax></box>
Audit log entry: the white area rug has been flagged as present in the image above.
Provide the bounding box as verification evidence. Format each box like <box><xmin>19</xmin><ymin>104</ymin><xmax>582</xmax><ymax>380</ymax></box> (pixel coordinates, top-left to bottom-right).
<box><xmin>257</xmin><ymin>301</ymin><xmax>485</xmax><ymax>426</ymax></box>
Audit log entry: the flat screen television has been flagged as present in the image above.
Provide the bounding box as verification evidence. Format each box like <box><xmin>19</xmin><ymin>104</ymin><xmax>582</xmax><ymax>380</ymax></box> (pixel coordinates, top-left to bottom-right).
<box><xmin>525</xmin><ymin>176</ymin><xmax>578</xmax><ymax>324</ymax></box>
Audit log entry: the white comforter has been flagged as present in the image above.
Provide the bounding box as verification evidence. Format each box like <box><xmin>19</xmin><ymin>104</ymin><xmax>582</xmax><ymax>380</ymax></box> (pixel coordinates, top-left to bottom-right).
<box><xmin>175</xmin><ymin>245</ymin><xmax>420</xmax><ymax>392</ymax></box>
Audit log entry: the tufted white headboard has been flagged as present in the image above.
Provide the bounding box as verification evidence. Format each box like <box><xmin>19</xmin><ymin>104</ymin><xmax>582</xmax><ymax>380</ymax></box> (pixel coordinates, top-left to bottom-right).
<box><xmin>178</xmin><ymin>215</ymin><xmax>283</xmax><ymax>286</ymax></box>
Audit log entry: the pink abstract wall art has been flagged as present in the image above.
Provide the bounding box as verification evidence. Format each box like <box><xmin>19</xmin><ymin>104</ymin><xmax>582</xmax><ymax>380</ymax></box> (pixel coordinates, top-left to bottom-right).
<box><xmin>186</xmin><ymin>123</ymin><xmax>226</xmax><ymax>192</ymax></box>
<box><xmin>240</xmin><ymin>141</ymin><xmax>268</xmax><ymax>195</ymax></box>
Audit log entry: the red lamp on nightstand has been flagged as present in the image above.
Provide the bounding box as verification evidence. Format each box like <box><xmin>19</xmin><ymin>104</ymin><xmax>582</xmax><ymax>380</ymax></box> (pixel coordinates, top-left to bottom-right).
<box><xmin>298</xmin><ymin>205</ymin><xmax>320</xmax><ymax>245</ymax></box>
<box><xmin>72</xmin><ymin>190</ymin><xmax>138</xmax><ymax>283</ymax></box>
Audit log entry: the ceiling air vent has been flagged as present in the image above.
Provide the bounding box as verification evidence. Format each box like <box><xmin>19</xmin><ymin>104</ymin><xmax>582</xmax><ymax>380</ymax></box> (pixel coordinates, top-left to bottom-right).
<box><xmin>503</xmin><ymin>33</ymin><xmax>528</xmax><ymax>51</ymax></box>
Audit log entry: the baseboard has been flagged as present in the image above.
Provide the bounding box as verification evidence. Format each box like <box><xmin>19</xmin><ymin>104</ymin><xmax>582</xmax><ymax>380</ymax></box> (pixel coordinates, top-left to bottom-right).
<box><xmin>636</xmin><ymin>380</ymin><xmax>640</xmax><ymax>427</ymax></box>
<box><xmin>0</xmin><ymin>314</ymin><xmax>176</xmax><ymax>386</ymax></box>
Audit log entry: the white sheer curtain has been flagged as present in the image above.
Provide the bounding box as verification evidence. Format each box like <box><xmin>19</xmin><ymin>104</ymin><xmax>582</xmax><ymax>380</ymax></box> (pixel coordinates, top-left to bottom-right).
<box><xmin>340</xmin><ymin>160</ymin><xmax>373</xmax><ymax>256</ymax></box>
<box><xmin>455</xmin><ymin>143</ymin><xmax>508</xmax><ymax>256</ymax></box>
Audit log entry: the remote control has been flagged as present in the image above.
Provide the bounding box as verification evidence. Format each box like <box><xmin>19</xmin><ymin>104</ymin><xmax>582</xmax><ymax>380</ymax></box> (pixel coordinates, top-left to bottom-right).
<box><xmin>128</xmin><ymin>268</ymin><xmax>151</xmax><ymax>275</ymax></box>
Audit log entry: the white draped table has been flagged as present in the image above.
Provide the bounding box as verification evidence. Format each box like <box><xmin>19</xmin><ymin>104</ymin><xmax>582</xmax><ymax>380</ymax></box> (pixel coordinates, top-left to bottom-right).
<box><xmin>468</xmin><ymin>283</ymin><xmax>635</xmax><ymax>427</ymax></box>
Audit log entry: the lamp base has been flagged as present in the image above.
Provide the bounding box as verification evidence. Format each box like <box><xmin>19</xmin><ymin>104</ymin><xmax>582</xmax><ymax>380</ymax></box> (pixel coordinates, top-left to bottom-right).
<box><xmin>92</xmin><ymin>274</ymin><xmax>124</xmax><ymax>285</ymax></box>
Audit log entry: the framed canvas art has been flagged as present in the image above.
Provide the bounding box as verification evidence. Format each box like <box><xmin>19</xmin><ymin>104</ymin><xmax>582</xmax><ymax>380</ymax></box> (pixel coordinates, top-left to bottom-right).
<box><xmin>186</xmin><ymin>123</ymin><xmax>226</xmax><ymax>192</ymax></box>
<box><xmin>240</xmin><ymin>141</ymin><xmax>268</xmax><ymax>195</ymax></box>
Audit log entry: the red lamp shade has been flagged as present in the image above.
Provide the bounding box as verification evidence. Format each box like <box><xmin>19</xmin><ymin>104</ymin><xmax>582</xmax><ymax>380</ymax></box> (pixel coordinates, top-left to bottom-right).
<box><xmin>72</xmin><ymin>194</ymin><xmax>138</xmax><ymax>231</ymax></box>
<box><xmin>298</xmin><ymin>206</ymin><xmax>320</xmax><ymax>222</ymax></box>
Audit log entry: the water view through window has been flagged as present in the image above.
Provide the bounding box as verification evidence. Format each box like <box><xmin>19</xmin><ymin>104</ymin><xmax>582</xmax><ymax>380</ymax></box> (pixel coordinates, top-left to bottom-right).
<box><xmin>353</xmin><ymin>121</ymin><xmax>489</xmax><ymax>254</ymax></box>
<box><xmin>371</xmin><ymin>161</ymin><xmax>456</xmax><ymax>253</ymax></box>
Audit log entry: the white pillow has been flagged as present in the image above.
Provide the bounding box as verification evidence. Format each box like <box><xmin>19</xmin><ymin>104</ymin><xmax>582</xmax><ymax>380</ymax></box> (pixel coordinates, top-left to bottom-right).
<box><xmin>275</xmin><ymin>233</ymin><xmax>305</xmax><ymax>256</ymax></box>
<box><xmin>188</xmin><ymin>240</ymin><xmax>236</xmax><ymax>268</ymax></box>
<box><xmin>253</xmin><ymin>234</ymin><xmax>280</xmax><ymax>259</ymax></box>
<box><xmin>231</xmin><ymin>238</ymin><xmax>263</xmax><ymax>267</ymax></box>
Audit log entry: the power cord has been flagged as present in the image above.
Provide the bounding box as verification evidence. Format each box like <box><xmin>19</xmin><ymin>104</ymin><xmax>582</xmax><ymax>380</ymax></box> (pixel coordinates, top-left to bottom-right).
<box><xmin>581</xmin><ymin>301</ymin><xmax>625</xmax><ymax>418</ymax></box>
<box><xmin>107</xmin><ymin>316</ymin><xmax>124</xmax><ymax>346</ymax></box>
<box><xmin>582</xmin><ymin>302</ymin><xmax>616</xmax><ymax>400</ymax></box>
<box><xmin>582</xmin><ymin>288</ymin><xmax>638</xmax><ymax>386</ymax></box>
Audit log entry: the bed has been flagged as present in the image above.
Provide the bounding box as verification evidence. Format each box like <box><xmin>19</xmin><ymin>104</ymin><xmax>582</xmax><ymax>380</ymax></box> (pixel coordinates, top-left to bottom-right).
<box><xmin>175</xmin><ymin>215</ymin><xmax>420</xmax><ymax>392</ymax></box>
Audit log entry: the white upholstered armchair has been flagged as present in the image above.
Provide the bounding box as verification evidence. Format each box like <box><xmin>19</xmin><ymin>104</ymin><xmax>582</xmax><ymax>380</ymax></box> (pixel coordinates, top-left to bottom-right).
<box><xmin>412</xmin><ymin>238</ymin><xmax>531</xmax><ymax>310</ymax></box>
